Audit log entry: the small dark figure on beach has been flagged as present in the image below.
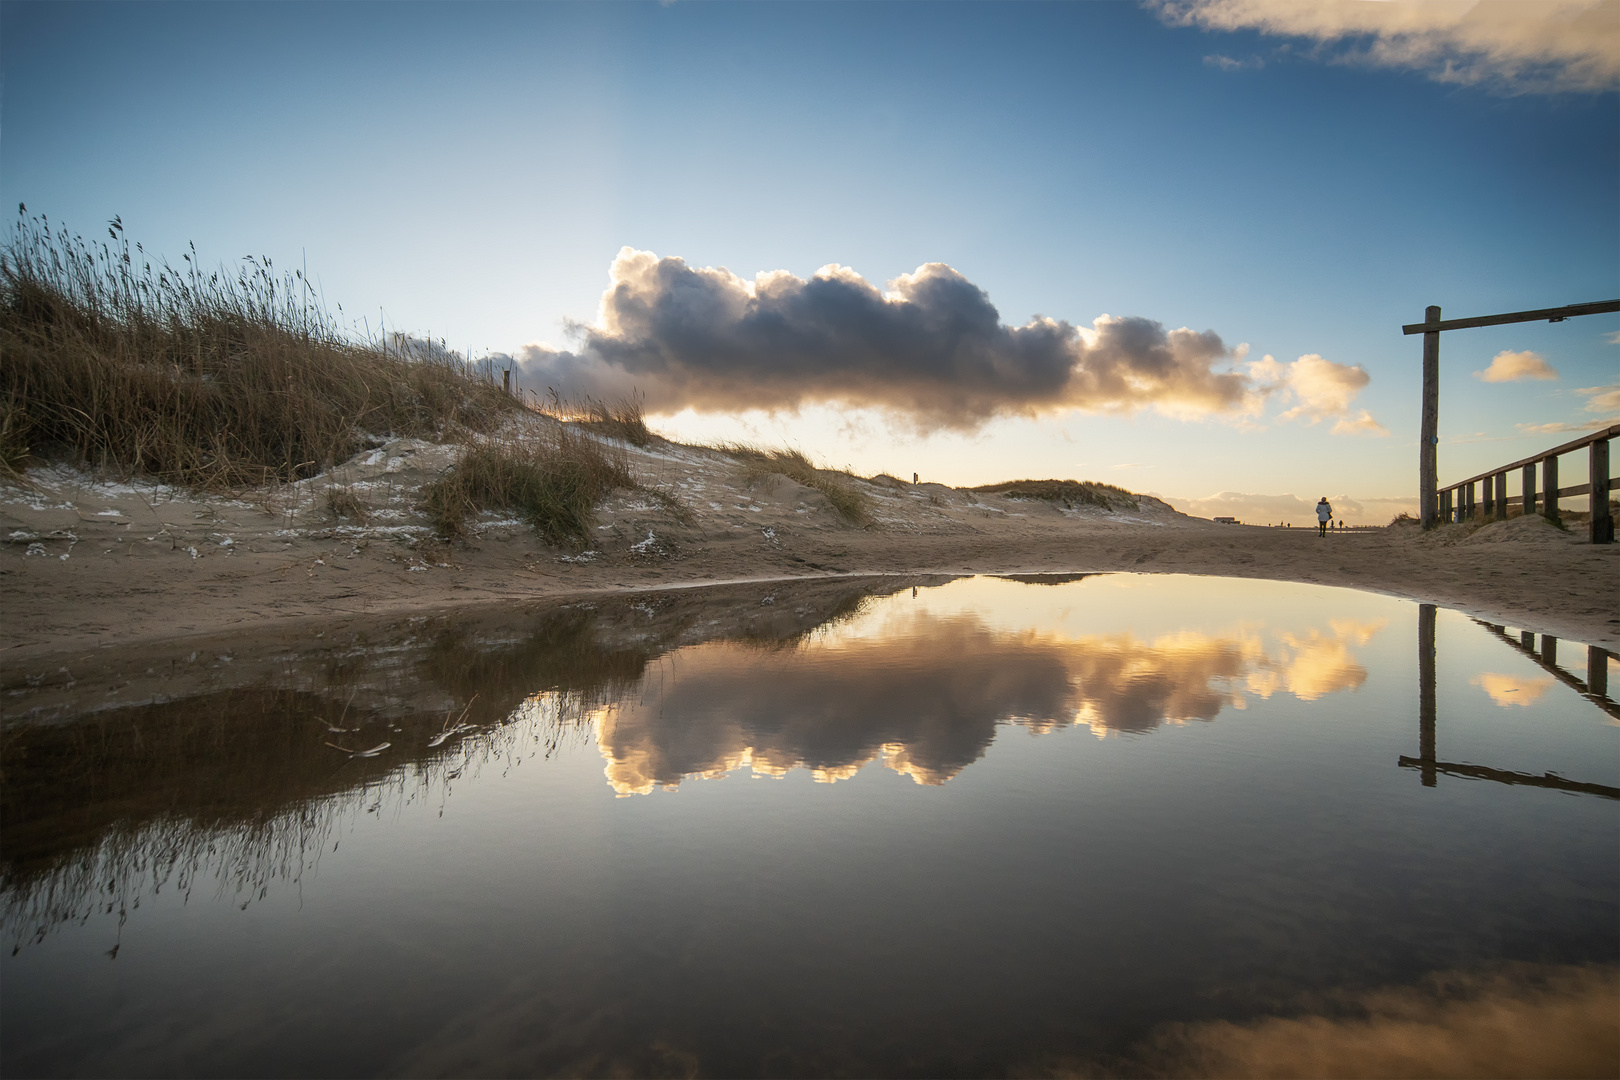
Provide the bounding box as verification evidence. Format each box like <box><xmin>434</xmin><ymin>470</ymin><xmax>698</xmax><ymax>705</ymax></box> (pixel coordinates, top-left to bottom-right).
<box><xmin>1316</xmin><ymin>497</ymin><xmax>1333</xmax><ymax>537</ymax></box>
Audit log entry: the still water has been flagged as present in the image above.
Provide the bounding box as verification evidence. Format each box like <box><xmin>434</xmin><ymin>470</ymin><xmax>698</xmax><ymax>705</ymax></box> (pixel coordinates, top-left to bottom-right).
<box><xmin>3</xmin><ymin>574</ymin><xmax>1616</xmax><ymax>1077</ymax></box>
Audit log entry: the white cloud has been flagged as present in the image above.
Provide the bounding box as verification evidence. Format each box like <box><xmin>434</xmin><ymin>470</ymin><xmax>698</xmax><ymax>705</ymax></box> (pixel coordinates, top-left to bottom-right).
<box><xmin>1515</xmin><ymin>420</ymin><xmax>1604</xmax><ymax>436</ymax></box>
<box><xmin>1154</xmin><ymin>0</ymin><xmax>1620</xmax><ymax>94</ymax></box>
<box><xmin>1248</xmin><ymin>352</ymin><xmax>1385</xmax><ymax>433</ymax></box>
<box><xmin>516</xmin><ymin>248</ymin><xmax>1262</xmax><ymax>430</ymax></box>
<box><xmin>1204</xmin><ymin>53</ymin><xmax>1266</xmax><ymax>70</ymax></box>
<box><xmin>1577</xmin><ymin>384</ymin><xmax>1620</xmax><ymax>417</ymax></box>
<box><xmin>1474</xmin><ymin>349</ymin><xmax>1559</xmax><ymax>382</ymax></box>
<box><xmin>1332</xmin><ymin>410</ymin><xmax>1390</xmax><ymax>437</ymax></box>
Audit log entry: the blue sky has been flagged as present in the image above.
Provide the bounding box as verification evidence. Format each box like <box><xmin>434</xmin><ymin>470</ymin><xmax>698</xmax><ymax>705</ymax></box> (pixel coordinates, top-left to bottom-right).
<box><xmin>3</xmin><ymin>1</ymin><xmax>1616</xmax><ymax>520</ymax></box>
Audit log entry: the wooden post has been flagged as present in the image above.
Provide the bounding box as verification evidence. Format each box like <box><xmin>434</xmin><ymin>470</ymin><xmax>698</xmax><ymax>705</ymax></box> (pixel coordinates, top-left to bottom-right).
<box><xmin>502</xmin><ymin>369</ymin><xmax>511</xmax><ymax>395</ymax></box>
<box><xmin>1440</xmin><ymin>488</ymin><xmax>1452</xmax><ymax>523</ymax></box>
<box><xmin>1590</xmin><ymin>646</ymin><xmax>1610</xmax><ymax>701</ymax></box>
<box><xmin>1591</xmin><ymin>437</ymin><xmax>1613</xmax><ymax>544</ymax></box>
<box><xmin>1543</xmin><ymin>455</ymin><xmax>1559</xmax><ymax>523</ymax></box>
<box><xmin>1520</xmin><ymin>630</ymin><xmax>1535</xmax><ymax>650</ymax></box>
<box><xmin>1420</xmin><ymin>306</ymin><xmax>1440</xmax><ymax>528</ymax></box>
<box><xmin>1541</xmin><ymin>635</ymin><xmax>1558</xmax><ymax>668</ymax></box>
<box><xmin>1494</xmin><ymin>473</ymin><xmax>1507</xmax><ymax>521</ymax></box>
<box><xmin>1418</xmin><ymin>603</ymin><xmax>1437</xmax><ymax>787</ymax></box>
<box><xmin>1521</xmin><ymin>462</ymin><xmax>1536</xmax><ymax>517</ymax></box>
<box><xmin>1482</xmin><ymin>474</ymin><xmax>1495</xmax><ymax>519</ymax></box>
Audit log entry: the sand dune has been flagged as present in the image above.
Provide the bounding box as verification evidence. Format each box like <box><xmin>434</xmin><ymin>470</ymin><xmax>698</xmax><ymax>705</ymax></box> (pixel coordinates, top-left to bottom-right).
<box><xmin>3</xmin><ymin>429</ymin><xmax>1616</xmax><ymax>661</ymax></box>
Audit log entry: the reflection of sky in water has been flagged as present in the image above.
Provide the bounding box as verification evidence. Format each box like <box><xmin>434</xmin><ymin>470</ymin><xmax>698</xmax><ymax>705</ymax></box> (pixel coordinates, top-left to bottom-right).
<box><xmin>578</xmin><ymin>577</ymin><xmax>1396</xmax><ymax>795</ymax></box>
<box><xmin>3</xmin><ymin>574</ymin><xmax>1615</xmax><ymax>1077</ymax></box>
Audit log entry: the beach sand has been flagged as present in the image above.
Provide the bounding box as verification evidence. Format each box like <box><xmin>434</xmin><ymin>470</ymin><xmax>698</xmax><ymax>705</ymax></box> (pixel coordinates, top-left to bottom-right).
<box><xmin>4</xmin><ymin>433</ymin><xmax>1617</xmax><ymax>664</ymax></box>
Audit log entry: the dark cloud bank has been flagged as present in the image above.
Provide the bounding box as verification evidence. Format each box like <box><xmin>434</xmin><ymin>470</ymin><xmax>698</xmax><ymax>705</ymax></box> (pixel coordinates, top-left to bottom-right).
<box><xmin>516</xmin><ymin>248</ymin><xmax>1260</xmax><ymax>430</ymax></box>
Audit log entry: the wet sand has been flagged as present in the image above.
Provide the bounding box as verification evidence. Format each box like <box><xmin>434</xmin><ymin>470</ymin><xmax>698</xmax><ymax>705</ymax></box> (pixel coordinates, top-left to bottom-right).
<box><xmin>4</xmin><ymin>434</ymin><xmax>1617</xmax><ymax>662</ymax></box>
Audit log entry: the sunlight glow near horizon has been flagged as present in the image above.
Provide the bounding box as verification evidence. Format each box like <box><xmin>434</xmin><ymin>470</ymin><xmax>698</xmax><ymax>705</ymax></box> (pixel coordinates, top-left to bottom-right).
<box><xmin>2</xmin><ymin>1</ymin><xmax>1615</xmax><ymax>520</ymax></box>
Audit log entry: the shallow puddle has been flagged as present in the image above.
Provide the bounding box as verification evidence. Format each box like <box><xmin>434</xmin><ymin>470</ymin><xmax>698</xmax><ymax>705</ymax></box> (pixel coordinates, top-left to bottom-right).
<box><xmin>3</xmin><ymin>574</ymin><xmax>1616</xmax><ymax>1077</ymax></box>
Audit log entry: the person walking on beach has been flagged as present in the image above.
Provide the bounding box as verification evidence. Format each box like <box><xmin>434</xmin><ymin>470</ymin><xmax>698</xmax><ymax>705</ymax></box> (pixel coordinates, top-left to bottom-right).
<box><xmin>1316</xmin><ymin>497</ymin><xmax>1332</xmax><ymax>537</ymax></box>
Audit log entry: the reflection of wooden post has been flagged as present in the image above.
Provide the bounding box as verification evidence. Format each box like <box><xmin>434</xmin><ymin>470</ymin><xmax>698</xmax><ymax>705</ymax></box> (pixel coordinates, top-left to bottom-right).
<box><xmin>1543</xmin><ymin>455</ymin><xmax>1560</xmax><ymax>524</ymax></box>
<box><xmin>1419</xmin><ymin>604</ymin><xmax>1437</xmax><ymax>787</ymax></box>
<box><xmin>1522</xmin><ymin>463</ymin><xmax>1536</xmax><ymax>517</ymax></box>
<box><xmin>1420</xmin><ymin>307</ymin><xmax>1440</xmax><ymax>528</ymax></box>
<box><xmin>1494</xmin><ymin>473</ymin><xmax>1507</xmax><ymax>520</ymax></box>
<box><xmin>1590</xmin><ymin>646</ymin><xmax>1610</xmax><ymax>701</ymax></box>
<box><xmin>1591</xmin><ymin>437</ymin><xmax>1613</xmax><ymax>544</ymax></box>
<box><xmin>1520</xmin><ymin>630</ymin><xmax>1535</xmax><ymax>650</ymax></box>
<box><xmin>1541</xmin><ymin>635</ymin><xmax>1558</xmax><ymax>668</ymax></box>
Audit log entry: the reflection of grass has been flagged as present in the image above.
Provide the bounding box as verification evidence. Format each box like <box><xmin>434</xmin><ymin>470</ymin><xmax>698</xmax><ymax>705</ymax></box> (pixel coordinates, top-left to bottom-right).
<box><xmin>721</xmin><ymin>443</ymin><xmax>870</xmax><ymax>525</ymax></box>
<box><xmin>972</xmin><ymin>478</ymin><xmax>1138</xmax><ymax>511</ymax></box>
<box><xmin>1</xmin><ymin>575</ymin><xmax>932</xmax><ymax>948</ymax></box>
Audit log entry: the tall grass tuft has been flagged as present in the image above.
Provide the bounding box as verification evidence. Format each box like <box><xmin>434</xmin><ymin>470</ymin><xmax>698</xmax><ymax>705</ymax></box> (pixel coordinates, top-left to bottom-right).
<box><xmin>0</xmin><ymin>210</ymin><xmax>517</xmax><ymax>487</ymax></box>
<box><xmin>422</xmin><ymin>424</ymin><xmax>633</xmax><ymax>546</ymax></box>
<box><xmin>971</xmin><ymin>478</ymin><xmax>1139</xmax><ymax>511</ymax></box>
<box><xmin>723</xmin><ymin>444</ymin><xmax>870</xmax><ymax>525</ymax></box>
<box><xmin>541</xmin><ymin>391</ymin><xmax>653</xmax><ymax>448</ymax></box>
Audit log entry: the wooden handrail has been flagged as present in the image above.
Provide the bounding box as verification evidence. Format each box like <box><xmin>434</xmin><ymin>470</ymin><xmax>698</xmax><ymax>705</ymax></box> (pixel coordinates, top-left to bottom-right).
<box><xmin>1444</xmin><ymin>424</ymin><xmax>1619</xmax><ymax>489</ymax></box>
<box><xmin>1403</xmin><ymin>300</ymin><xmax>1620</xmax><ymax>335</ymax></box>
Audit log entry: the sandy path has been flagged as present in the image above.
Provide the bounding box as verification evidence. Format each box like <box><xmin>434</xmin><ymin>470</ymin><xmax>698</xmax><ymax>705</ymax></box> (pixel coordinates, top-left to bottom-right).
<box><xmin>4</xmin><ymin>434</ymin><xmax>1617</xmax><ymax>664</ymax></box>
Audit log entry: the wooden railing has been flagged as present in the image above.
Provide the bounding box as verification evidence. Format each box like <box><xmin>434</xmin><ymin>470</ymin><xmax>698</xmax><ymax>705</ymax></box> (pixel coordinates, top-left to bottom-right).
<box><xmin>1437</xmin><ymin>423</ymin><xmax>1616</xmax><ymax>543</ymax></box>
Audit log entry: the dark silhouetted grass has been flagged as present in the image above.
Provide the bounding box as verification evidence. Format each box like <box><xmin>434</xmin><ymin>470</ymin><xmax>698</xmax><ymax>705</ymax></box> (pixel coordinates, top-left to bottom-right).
<box><xmin>0</xmin><ymin>210</ymin><xmax>517</xmax><ymax>487</ymax></box>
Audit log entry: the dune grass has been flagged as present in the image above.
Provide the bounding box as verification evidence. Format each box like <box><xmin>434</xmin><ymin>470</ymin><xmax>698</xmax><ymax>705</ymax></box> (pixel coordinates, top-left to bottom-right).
<box><xmin>721</xmin><ymin>443</ymin><xmax>870</xmax><ymax>525</ymax></box>
<box><xmin>972</xmin><ymin>478</ymin><xmax>1139</xmax><ymax>511</ymax></box>
<box><xmin>422</xmin><ymin>424</ymin><xmax>634</xmax><ymax>546</ymax></box>
<box><xmin>562</xmin><ymin>392</ymin><xmax>654</xmax><ymax>448</ymax></box>
<box><xmin>0</xmin><ymin>210</ymin><xmax>517</xmax><ymax>487</ymax></box>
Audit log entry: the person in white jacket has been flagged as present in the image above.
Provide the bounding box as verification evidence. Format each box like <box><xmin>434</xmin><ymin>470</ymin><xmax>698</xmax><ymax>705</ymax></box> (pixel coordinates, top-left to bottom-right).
<box><xmin>1316</xmin><ymin>497</ymin><xmax>1333</xmax><ymax>537</ymax></box>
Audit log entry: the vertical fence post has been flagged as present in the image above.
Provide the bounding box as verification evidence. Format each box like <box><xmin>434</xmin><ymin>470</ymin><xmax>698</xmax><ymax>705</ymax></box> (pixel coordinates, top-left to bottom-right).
<box><xmin>1418</xmin><ymin>603</ymin><xmax>1437</xmax><ymax>787</ymax></box>
<box><xmin>1494</xmin><ymin>473</ymin><xmax>1507</xmax><ymax>520</ymax></box>
<box><xmin>1440</xmin><ymin>488</ymin><xmax>1452</xmax><ymax>523</ymax></box>
<box><xmin>1521</xmin><ymin>462</ymin><xmax>1536</xmax><ymax>517</ymax></box>
<box><xmin>1591</xmin><ymin>437</ymin><xmax>1612</xmax><ymax>544</ymax></box>
<box><xmin>1420</xmin><ymin>307</ymin><xmax>1441</xmax><ymax>528</ymax></box>
<box><xmin>1543</xmin><ymin>455</ymin><xmax>1559</xmax><ymax>524</ymax></box>
<box><xmin>1590</xmin><ymin>646</ymin><xmax>1610</xmax><ymax>701</ymax></box>
<box><xmin>1482</xmin><ymin>475</ymin><xmax>1495</xmax><ymax>520</ymax></box>
<box><xmin>1541</xmin><ymin>635</ymin><xmax>1558</xmax><ymax>668</ymax></box>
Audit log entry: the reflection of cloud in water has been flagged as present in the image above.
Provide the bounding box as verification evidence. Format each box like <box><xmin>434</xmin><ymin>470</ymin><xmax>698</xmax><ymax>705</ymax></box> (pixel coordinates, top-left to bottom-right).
<box><xmin>1473</xmin><ymin>672</ymin><xmax>1556</xmax><ymax>708</ymax></box>
<box><xmin>1243</xmin><ymin>619</ymin><xmax>1388</xmax><ymax>703</ymax></box>
<box><xmin>1130</xmin><ymin>964</ymin><xmax>1618</xmax><ymax>1080</ymax></box>
<box><xmin>595</xmin><ymin>612</ymin><xmax>1385</xmax><ymax>794</ymax></box>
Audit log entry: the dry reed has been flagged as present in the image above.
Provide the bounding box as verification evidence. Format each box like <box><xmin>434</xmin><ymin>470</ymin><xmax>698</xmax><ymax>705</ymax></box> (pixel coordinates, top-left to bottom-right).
<box><xmin>971</xmin><ymin>478</ymin><xmax>1139</xmax><ymax>511</ymax></box>
<box><xmin>422</xmin><ymin>424</ymin><xmax>633</xmax><ymax>545</ymax></box>
<box><xmin>0</xmin><ymin>209</ymin><xmax>517</xmax><ymax>487</ymax></box>
<box><xmin>722</xmin><ymin>443</ymin><xmax>870</xmax><ymax>525</ymax></box>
